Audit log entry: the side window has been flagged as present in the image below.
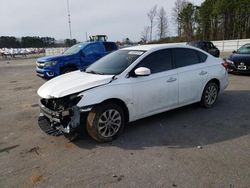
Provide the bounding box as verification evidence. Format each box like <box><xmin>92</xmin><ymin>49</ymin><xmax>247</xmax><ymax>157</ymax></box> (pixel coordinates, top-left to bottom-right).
<box><xmin>199</xmin><ymin>42</ymin><xmax>206</xmax><ymax>50</ymax></box>
<box><xmin>173</xmin><ymin>48</ymin><xmax>200</xmax><ymax>68</ymax></box>
<box><xmin>103</xmin><ymin>42</ymin><xmax>118</xmax><ymax>52</ymax></box>
<box><xmin>201</xmin><ymin>42</ymin><xmax>208</xmax><ymax>50</ymax></box>
<box><xmin>205</xmin><ymin>42</ymin><xmax>212</xmax><ymax>50</ymax></box>
<box><xmin>84</xmin><ymin>44</ymin><xmax>103</xmax><ymax>56</ymax></box>
<box><xmin>209</xmin><ymin>42</ymin><xmax>215</xmax><ymax>48</ymax></box>
<box><xmin>137</xmin><ymin>49</ymin><xmax>172</xmax><ymax>74</ymax></box>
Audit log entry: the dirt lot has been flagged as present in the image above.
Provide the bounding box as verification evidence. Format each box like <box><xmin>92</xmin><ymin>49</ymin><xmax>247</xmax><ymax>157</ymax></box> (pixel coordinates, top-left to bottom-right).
<box><xmin>0</xmin><ymin>57</ymin><xmax>249</xmax><ymax>188</ymax></box>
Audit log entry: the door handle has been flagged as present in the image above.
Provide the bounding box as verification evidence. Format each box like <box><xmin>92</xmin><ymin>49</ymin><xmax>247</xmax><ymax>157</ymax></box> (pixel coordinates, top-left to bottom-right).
<box><xmin>167</xmin><ymin>77</ymin><xmax>177</xmax><ymax>83</ymax></box>
<box><xmin>199</xmin><ymin>71</ymin><xmax>207</xmax><ymax>76</ymax></box>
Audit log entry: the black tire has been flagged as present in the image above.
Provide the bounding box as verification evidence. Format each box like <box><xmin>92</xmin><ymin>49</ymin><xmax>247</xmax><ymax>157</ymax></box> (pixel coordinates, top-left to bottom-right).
<box><xmin>86</xmin><ymin>103</ymin><xmax>125</xmax><ymax>142</ymax></box>
<box><xmin>63</xmin><ymin>132</ymin><xmax>79</xmax><ymax>142</ymax></box>
<box><xmin>61</xmin><ymin>67</ymin><xmax>77</xmax><ymax>74</ymax></box>
<box><xmin>200</xmin><ymin>82</ymin><xmax>219</xmax><ymax>108</ymax></box>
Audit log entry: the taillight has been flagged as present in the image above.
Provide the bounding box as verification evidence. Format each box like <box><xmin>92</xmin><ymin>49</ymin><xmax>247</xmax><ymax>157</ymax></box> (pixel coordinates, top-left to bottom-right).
<box><xmin>222</xmin><ymin>61</ymin><xmax>230</xmax><ymax>70</ymax></box>
<box><xmin>222</xmin><ymin>59</ymin><xmax>233</xmax><ymax>70</ymax></box>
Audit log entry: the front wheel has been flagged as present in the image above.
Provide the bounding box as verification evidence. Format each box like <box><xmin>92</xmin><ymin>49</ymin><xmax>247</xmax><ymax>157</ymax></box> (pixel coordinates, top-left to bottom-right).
<box><xmin>86</xmin><ymin>103</ymin><xmax>125</xmax><ymax>142</ymax></box>
<box><xmin>200</xmin><ymin>82</ymin><xmax>219</xmax><ymax>108</ymax></box>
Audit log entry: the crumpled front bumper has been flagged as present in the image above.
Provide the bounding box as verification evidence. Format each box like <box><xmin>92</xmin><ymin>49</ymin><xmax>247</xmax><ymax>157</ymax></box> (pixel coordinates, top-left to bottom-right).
<box><xmin>38</xmin><ymin>99</ymin><xmax>92</xmax><ymax>136</ymax></box>
<box><xmin>38</xmin><ymin>115</ymin><xmax>63</xmax><ymax>136</ymax></box>
<box><xmin>38</xmin><ymin>101</ymin><xmax>70</xmax><ymax>136</ymax></box>
<box><xmin>37</xmin><ymin>95</ymin><xmax>94</xmax><ymax>136</ymax></box>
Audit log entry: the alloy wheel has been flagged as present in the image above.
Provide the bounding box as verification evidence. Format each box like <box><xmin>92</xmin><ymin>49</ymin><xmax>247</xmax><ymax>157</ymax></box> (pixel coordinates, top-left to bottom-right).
<box><xmin>97</xmin><ymin>109</ymin><xmax>122</xmax><ymax>138</ymax></box>
<box><xmin>204</xmin><ymin>85</ymin><xmax>218</xmax><ymax>105</ymax></box>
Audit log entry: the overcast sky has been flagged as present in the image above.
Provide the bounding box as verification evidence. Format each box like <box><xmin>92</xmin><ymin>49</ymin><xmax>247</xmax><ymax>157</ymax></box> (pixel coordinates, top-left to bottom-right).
<box><xmin>0</xmin><ymin>0</ymin><xmax>204</xmax><ymax>42</ymax></box>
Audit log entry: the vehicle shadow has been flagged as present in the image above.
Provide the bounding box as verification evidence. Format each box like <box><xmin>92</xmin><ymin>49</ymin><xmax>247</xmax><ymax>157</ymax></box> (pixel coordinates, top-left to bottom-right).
<box><xmin>229</xmin><ymin>72</ymin><xmax>250</xmax><ymax>76</ymax></box>
<box><xmin>74</xmin><ymin>90</ymin><xmax>250</xmax><ymax>150</ymax></box>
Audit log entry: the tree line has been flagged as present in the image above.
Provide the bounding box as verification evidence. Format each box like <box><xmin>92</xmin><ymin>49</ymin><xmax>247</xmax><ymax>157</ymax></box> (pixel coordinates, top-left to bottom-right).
<box><xmin>143</xmin><ymin>0</ymin><xmax>250</xmax><ymax>43</ymax></box>
<box><xmin>141</xmin><ymin>5</ymin><xmax>169</xmax><ymax>42</ymax></box>
<box><xmin>0</xmin><ymin>36</ymin><xmax>77</xmax><ymax>48</ymax></box>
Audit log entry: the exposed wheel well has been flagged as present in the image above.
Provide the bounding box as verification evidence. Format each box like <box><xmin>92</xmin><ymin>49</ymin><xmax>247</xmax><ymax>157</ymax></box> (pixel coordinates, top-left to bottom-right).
<box><xmin>100</xmin><ymin>98</ymin><xmax>129</xmax><ymax>124</ymax></box>
<box><xmin>208</xmin><ymin>78</ymin><xmax>220</xmax><ymax>92</ymax></box>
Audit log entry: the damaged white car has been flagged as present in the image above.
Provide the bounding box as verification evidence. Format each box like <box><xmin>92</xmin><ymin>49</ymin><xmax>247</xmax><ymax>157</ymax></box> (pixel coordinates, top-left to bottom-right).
<box><xmin>37</xmin><ymin>44</ymin><xmax>229</xmax><ymax>142</ymax></box>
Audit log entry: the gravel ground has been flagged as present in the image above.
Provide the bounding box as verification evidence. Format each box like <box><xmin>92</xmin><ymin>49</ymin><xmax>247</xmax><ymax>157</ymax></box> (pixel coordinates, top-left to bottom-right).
<box><xmin>0</xmin><ymin>57</ymin><xmax>249</xmax><ymax>188</ymax></box>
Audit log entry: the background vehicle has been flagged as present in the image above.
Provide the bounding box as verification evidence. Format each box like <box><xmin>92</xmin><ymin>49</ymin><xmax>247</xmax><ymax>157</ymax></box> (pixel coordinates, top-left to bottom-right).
<box><xmin>36</xmin><ymin>41</ymin><xmax>118</xmax><ymax>79</ymax></box>
<box><xmin>37</xmin><ymin>44</ymin><xmax>229</xmax><ymax>142</ymax></box>
<box><xmin>89</xmin><ymin>35</ymin><xmax>108</xmax><ymax>42</ymax></box>
<box><xmin>227</xmin><ymin>43</ymin><xmax>250</xmax><ymax>73</ymax></box>
<box><xmin>187</xmin><ymin>41</ymin><xmax>220</xmax><ymax>57</ymax></box>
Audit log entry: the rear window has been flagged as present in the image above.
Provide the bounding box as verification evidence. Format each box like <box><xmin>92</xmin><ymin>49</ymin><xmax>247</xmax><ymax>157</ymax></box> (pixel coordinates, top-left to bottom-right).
<box><xmin>197</xmin><ymin>51</ymin><xmax>208</xmax><ymax>62</ymax></box>
<box><xmin>103</xmin><ymin>42</ymin><xmax>118</xmax><ymax>52</ymax></box>
<box><xmin>173</xmin><ymin>48</ymin><xmax>200</xmax><ymax>68</ymax></box>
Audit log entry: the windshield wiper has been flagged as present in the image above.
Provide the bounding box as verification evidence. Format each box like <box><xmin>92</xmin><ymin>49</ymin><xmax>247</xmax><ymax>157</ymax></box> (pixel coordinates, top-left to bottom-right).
<box><xmin>85</xmin><ymin>70</ymin><xmax>105</xmax><ymax>75</ymax></box>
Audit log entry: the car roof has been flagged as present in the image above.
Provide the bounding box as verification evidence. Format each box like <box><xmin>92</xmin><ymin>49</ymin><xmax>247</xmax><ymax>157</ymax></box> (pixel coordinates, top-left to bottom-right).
<box><xmin>121</xmin><ymin>44</ymin><xmax>191</xmax><ymax>52</ymax></box>
<box><xmin>242</xmin><ymin>43</ymin><xmax>250</xmax><ymax>46</ymax></box>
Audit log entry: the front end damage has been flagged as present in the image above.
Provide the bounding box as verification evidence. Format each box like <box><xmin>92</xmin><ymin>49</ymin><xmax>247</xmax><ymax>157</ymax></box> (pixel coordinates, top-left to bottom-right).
<box><xmin>38</xmin><ymin>95</ymin><xmax>91</xmax><ymax>136</ymax></box>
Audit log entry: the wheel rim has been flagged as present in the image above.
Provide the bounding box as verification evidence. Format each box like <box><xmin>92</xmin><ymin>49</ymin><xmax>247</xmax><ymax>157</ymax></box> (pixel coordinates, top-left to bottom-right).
<box><xmin>205</xmin><ymin>85</ymin><xmax>218</xmax><ymax>105</ymax></box>
<box><xmin>97</xmin><ymin>109</ymin><xmax>122</xmax><ymax>138</ymax></box>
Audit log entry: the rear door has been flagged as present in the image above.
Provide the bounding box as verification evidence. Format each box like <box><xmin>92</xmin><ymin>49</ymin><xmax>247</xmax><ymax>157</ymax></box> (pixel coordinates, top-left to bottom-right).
<box><xmin>173</xmin><ymin>48</ymin><xmax>208</xmax><ymax>105</ymax></box>
<box><xmin>130</xmin><ymin>49</ymin><xmax>178</xmax><ymax>118</ymax></box>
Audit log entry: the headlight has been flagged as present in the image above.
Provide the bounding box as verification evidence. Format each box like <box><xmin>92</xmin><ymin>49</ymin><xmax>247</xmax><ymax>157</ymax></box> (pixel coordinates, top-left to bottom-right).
<box><xmin>44</xmin><ymin>61</ymin><xmax>57</xmax><ymax>68</ymax></box>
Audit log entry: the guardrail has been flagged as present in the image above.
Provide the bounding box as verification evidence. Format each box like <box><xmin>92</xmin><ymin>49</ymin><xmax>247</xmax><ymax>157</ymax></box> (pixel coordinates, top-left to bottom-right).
<box><xmin>45</xmin><ymin>48</ymin><xmax>66</xmax><ymax>56</ymax></box>
<box><xmin>212</xmin><ymin>39</ymin><xmax>250</xmax><ymax>52</ymax></box>
<box><xmin>157</xmin><ymin>38</ymin><xmax>250</xmax><ymax>52</ymax></box>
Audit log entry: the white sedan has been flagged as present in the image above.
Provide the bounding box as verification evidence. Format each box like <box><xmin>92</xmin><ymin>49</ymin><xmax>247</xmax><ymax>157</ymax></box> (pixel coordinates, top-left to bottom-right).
<box><xmin>37</xmin><ymin>44</ymin><xmax>229</xmax><ymax>142</ymax></box>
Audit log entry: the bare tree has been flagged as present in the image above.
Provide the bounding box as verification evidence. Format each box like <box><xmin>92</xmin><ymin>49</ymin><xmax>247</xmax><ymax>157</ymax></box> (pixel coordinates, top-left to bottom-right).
<box><xmin>147</xmin><ymin>5</ymin><xmax>157</xmax><ymax>41</ymax></box>
<box><xmin>157</xmin><ymin>7</ymin><xmax>168</xmax><ymax>39</ymax></box>
<box><xmin>141</xmin><ymin>26</ymin><xmax>150</xmax><ymax>42</ymax></box>
<box><xmin>172</xmin><ymin>0</ymin><xmax>188</xmax><ymax>36</ymax></box>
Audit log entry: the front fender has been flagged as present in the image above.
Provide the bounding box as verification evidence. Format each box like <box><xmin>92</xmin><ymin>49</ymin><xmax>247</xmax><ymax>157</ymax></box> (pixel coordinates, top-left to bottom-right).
<box><xmin>76</xmin><ymin>83</ymin><xmax>135</xmax><ymax>121</ymax></box>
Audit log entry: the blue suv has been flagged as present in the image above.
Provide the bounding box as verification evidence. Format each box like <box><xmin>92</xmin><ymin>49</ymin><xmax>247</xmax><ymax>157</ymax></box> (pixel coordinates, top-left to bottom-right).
<box><xmin>36</xmin><ymin>41</ymin><xmax>117</xmax><ymax>79</ymax></box>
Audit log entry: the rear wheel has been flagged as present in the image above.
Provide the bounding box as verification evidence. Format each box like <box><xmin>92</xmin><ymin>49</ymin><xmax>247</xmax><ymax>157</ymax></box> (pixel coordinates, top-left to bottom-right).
<box><xmin>86</xmin><ymin>103</ymin><xmax>125</xmax><ymax>142</ymax></box>
<box><xmin>200</xmin><ymin>82</ymin><xmax>219</xmax><ymax>108</ymax></box>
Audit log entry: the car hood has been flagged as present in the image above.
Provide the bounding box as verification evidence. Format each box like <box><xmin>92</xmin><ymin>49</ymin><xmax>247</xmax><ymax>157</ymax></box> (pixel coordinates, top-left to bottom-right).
<box><xmin>229</xmin><ymin>53</ymin><xmax>250</xmax><ymax>63</ymax></box>
<box><xmin>37</xmin><ymin>54</ymin><xmax>75</xmax><ymax>62</ymax></box>
<box><xmin>37</xmin><ymin>71</ymin><xmax>114</xmax><ymax>99</ymax></box>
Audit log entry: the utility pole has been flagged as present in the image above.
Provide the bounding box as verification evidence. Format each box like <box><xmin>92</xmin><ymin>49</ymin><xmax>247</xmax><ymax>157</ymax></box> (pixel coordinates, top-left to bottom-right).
<box><xmin>67</xmin><ymin>0</ymin><xmax>72</xmax><ymax>39</ymax></box>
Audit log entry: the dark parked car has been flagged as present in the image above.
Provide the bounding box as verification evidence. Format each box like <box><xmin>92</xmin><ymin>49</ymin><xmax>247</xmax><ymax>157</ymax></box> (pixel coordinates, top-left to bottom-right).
<box><xmin>187</xmin><ymin>41</ymin><xmax>220</xmax><ymax>57</ymax></box>
<box><xmin>227</xmin><ymin>43</ymin><xmax>250</xmax><ymax>73</ymax></box>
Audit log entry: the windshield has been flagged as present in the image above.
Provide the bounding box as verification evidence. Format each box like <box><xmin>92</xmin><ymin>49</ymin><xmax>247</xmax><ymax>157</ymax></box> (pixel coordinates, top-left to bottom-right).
<box><xmin>63</xmin><ymin>43</ymin><xmax>86</xmax><ymax>55</ymax></box>
<box><xmin>85</xmin><ymin>50</ymin><xmax>145</xmax><ymax>75</ymax></box>
<box><xmin>237</xmin><ymin>44</ymin><xmax>250</xmax><ymax>54</ymax></box>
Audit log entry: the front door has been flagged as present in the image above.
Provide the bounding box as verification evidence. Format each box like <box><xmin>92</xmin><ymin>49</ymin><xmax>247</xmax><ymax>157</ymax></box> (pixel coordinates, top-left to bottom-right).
<box><xmin>129</xmin><ymin>49</ymin><xmax>178</xmax><ymax>119</ymax></box>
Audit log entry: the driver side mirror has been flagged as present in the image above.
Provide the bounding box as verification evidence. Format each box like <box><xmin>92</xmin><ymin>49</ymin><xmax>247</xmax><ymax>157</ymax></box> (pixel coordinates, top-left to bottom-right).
<box><xmin>232</xmin><ymin>50</ymin><xmax>236</xmax><ymax>54</ymax></box>
<box><xmin>134</xmin><ymin>67</ymin><xmax>151</xmax><ymax>76</ymax></box>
